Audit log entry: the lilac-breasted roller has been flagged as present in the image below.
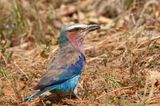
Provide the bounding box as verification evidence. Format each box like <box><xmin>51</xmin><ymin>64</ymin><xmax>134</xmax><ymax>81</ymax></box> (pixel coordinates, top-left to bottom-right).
<box><xmin>24</xmin><ymin>24</ymin><xmax>100</xmax><ymax>102</ymax></box>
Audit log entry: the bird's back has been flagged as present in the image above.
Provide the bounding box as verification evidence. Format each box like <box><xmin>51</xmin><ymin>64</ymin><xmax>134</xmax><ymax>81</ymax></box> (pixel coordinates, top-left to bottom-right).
<box><xmin>34</xmin><ymin>43</ymin><xmax>85</xmax><ymax>90</ymax></box>
<box><xmin>48</xmin><ymin>43</ymin><xmax>85</xmax><ymax>70</ymax></box>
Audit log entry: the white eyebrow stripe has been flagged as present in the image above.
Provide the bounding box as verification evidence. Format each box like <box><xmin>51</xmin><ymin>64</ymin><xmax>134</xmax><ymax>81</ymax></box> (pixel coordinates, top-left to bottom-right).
<box><xmin>67</xmin><ymin>24</ymin><xmax>88</xmax><ymax>30</ymax></box>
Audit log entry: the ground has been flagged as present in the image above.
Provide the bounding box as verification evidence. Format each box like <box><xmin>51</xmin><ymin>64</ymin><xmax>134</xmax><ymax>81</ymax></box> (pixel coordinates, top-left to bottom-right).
<box><xmin>0</xmin><ymin>0</ymin><xmax>160</xmax><ymax>106</ymax></box>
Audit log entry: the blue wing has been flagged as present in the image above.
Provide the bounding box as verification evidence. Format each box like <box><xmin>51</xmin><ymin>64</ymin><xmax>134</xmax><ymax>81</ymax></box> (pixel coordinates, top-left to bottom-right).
<box><xmin>34</xmin><ymin>53</ymin><xmax>85</xmax><ymax>90</ymax></box>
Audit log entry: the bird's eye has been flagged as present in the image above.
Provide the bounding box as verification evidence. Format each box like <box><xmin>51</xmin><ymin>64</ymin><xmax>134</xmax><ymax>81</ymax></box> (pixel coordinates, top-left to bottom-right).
<box><xmin>74</xmin><ymin>28</ymin><xmax>81</xmax><ymax>31</ymax></box>
<box><xmin>68</xmin><ymin>28</ymin><xmax>82</xmax><ymax>32</ymax></box>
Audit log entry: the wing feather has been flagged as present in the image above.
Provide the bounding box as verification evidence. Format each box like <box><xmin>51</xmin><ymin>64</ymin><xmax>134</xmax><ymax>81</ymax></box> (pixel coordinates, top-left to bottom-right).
<box><xmin>34</xmin><ymin>53</ymin><xmax>85</xmax><ymax>90</ymax></box>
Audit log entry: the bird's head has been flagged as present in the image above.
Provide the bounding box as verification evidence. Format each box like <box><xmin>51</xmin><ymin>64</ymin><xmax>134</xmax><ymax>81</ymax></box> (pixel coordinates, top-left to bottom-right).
<box><xmin>59</xmin><ymin>23</ymin><xmax>100</xmax><ymax>53</ymax></box>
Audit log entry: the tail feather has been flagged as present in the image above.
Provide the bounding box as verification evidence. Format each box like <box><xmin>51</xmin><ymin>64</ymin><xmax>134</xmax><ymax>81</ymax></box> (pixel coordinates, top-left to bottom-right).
<box><xmin>24</xmin><ymin>86</ymin><xmax>56</xmax><ymax>102</ymax></box>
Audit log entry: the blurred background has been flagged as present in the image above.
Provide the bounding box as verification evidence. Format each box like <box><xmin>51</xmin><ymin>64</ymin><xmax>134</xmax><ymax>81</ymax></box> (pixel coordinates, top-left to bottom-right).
<box><xmin>0</xmin><ymin>0</ymin><xmax>160</xmax><ymax>105</ymax></box>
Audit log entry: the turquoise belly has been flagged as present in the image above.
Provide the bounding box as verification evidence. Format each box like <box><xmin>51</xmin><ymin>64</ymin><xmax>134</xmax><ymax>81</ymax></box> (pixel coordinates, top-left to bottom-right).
<box><xmin>51</xmin><ymin>75</ymin><xmax>80</xmax><ymax>93</ymax></box>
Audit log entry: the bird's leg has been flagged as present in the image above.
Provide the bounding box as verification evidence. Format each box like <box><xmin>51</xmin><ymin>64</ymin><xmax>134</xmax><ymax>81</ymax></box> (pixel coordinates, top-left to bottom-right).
<box><xmin>73</xmin><ymin>86</ymin><xmax>78</xmax><ymax>95</ymax></box>
<box><xmin>72</xmin><ymin>86</ymin><xmax>82</xmax><ymax>100</ymax></box>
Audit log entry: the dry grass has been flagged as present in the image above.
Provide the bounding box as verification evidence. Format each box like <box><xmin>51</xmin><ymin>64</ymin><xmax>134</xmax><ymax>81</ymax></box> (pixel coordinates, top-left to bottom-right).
<box><xmin>0</xmin><ymin>0</ymin><xmax>160</xmax><ymax>106</ymax></box>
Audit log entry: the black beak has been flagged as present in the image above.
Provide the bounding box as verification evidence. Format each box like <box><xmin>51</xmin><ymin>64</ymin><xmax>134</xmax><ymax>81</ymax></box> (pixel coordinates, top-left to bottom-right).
<box><xmin>87</xmin><ymin>24</ymin><xmax>100</xmax><ymax>32</ymax></box>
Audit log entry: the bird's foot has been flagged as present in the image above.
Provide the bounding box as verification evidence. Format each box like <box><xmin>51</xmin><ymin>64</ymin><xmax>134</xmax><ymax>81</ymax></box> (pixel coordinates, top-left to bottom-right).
<box><xmin>69</xmin><ymin>93</ymin><xmax>82</xmax><ymax>100</ymax></box>
<box><xmin>74</xmin><ymin>94</ymin><xmax>82</xmax><ymax>100</ymax></box>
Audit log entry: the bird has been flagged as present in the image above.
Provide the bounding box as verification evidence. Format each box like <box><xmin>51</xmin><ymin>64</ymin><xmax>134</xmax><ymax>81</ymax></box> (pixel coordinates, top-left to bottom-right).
<box><xmin>24</xmin><ymin>23</ymin><xmax>100</xmax><ymax>102</ymax></box>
